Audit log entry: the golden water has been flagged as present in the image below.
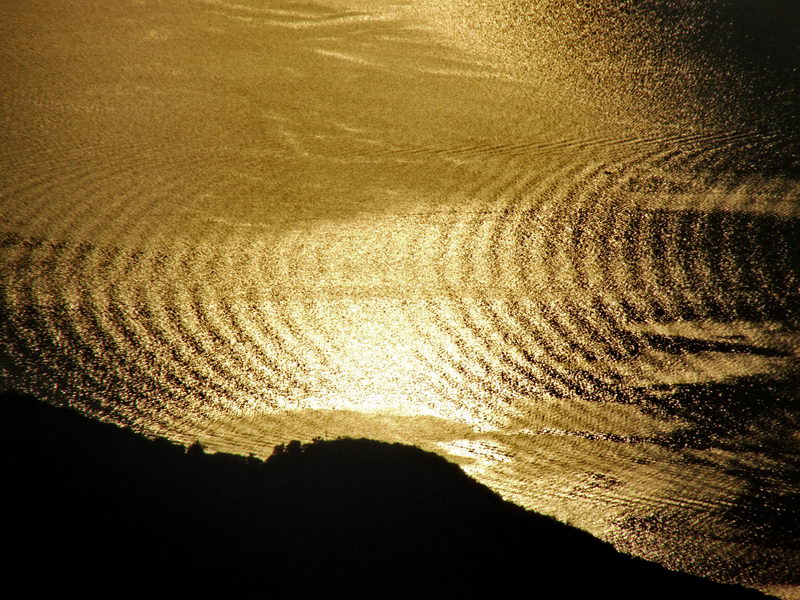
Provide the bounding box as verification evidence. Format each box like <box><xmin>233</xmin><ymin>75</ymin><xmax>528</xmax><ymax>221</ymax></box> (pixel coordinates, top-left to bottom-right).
<box><xmin>2</xmin><ymin>1</ymin><xmax>799</xmax><ymax>595</ymax></box>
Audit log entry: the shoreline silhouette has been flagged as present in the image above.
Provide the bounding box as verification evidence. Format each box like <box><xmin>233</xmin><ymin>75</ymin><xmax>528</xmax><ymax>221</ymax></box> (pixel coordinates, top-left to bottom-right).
<box><xmin>2</xmin><ymin>390</ymin><xmax>774</xmax><ymax>598</ymax></box>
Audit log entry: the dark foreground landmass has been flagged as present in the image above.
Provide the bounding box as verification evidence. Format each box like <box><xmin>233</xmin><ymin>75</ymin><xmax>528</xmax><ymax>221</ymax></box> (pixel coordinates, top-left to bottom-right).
<box><xmin>1</xmin><ymin>391</ymin><xmax>772</xmax><ymax>599</ymax></box>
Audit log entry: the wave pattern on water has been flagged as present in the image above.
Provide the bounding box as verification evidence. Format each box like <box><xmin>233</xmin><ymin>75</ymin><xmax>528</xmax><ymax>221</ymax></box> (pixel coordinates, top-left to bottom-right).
<box><xmin>1</xmin><ymin>0</ymin><xmax>799</xmax><ymax>596</ymax></box>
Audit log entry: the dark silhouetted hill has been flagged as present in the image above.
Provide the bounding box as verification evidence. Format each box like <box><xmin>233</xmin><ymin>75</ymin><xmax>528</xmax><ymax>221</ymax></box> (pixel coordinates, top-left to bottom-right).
<box><xmin>1</xmin><ymin>391</ymin><xmax>773</xmax><ymax>599</ymax></box>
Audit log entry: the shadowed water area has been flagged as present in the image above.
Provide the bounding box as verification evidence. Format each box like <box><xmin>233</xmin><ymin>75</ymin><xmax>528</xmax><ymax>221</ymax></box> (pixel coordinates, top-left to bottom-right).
<box><xmin>1</xmin><ymin>1</ymin><xmax>799</xmax><ymax>596</ymax></box>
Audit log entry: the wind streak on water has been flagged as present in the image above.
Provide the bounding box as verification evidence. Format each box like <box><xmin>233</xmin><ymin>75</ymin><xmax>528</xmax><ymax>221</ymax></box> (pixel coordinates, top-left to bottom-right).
<box><xmin>1</xmin><ymin>0</ymin><xmax>799</xmax><ymax>596</ymax></box>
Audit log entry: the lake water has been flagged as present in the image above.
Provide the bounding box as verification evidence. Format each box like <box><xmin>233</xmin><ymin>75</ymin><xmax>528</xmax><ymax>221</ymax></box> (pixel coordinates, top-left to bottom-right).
<box><xmin>1</xmin><ymin>1</ymin><xmax>798</xmax><ymax>596</ymax></box>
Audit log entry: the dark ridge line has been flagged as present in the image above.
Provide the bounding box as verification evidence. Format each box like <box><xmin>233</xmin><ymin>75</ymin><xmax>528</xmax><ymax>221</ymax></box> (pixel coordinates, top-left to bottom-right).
<box><xmin>1</xmin><ymin>390</ymin><xmax>774</xmax><ymax>599</ymax></box>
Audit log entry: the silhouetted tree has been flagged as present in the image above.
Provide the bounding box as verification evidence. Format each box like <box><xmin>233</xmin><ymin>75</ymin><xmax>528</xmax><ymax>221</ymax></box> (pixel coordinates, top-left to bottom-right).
<box><xmin>285</xmin><ymin>440</ymin><xmax>302</xmax><ymax>456</ymax></box>
<box><xmin>271</xmin><ymin>439</ymin><xmax>303</xmax><ymax>459</ymax></box>
<box><xmin>186</xmin><ymin>440</ymin><xmax>205</xmax><ymax>457</ymax></box>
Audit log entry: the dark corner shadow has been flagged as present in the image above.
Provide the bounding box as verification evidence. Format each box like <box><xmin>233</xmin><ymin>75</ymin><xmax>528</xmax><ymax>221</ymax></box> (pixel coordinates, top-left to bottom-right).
<box><xmin>688</xmin><ymin>0</ymin><xmax>800</xmax><ymax>119</ymax></box>
<box><xmin>1</xmin><ymin>391</ymin><xmax>774</xmax><ymax>599</ymax></box>
<box><xmin>616</xmin><ymin>1</ymin><xmax>800</xmax><ymax>144</ymax></box>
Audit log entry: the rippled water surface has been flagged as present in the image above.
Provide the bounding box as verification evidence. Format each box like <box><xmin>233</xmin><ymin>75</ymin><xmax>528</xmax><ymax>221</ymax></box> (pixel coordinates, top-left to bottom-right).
<box><xmin>2</xmin><ymin>1</ymin><xmax>799</xmax><ymax>595</ymax></box>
